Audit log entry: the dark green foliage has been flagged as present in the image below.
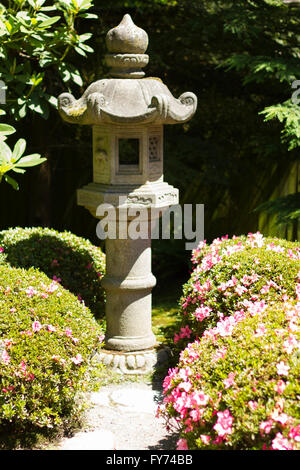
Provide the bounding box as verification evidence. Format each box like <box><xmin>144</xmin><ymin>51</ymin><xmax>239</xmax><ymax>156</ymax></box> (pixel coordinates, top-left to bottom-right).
<box><xmin>0</xmin><ymin>227</ymin><xmax>105</xmax><ymax>319</ymax></box>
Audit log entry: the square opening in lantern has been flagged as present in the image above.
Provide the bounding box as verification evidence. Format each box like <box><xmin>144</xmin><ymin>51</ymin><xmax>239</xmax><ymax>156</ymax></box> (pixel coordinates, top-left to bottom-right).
<box><xmin>118</xmin><ymin>138</ymin><xmax>140</xmax><ymax>173</ymax></box>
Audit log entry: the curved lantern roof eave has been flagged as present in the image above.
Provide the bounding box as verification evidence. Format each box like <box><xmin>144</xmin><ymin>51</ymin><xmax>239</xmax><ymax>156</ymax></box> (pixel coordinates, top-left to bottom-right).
<box><xmin>58</xmin><ymin>78</ymin><xmax>197</xmax><ymax>126</ymax></box>
<box><xmin>58</xmin><ymin>14</ymin><xmax>197</xmax><ymax>127</ymax></box>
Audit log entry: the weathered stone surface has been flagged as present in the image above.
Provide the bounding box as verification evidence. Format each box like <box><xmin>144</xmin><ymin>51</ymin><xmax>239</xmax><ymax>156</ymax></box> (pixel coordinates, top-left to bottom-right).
<box><xmin>57</xmin><ymin>14</ymin><xmax>197</xmax><ymax>368</ymax></box>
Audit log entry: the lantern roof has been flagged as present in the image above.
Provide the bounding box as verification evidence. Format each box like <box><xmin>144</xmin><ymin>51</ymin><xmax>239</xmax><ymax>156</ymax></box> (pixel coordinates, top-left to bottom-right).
<box><xmin>58</xmin><ymin>14</ymin><xmax>197</xmax><ymax>126</ymax></box>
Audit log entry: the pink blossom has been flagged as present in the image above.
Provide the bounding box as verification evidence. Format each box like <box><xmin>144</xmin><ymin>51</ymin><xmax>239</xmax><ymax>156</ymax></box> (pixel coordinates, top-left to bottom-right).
<box><xmin>32</xmin><ymin>320</ymin><xmax>42</xmax><ymax>332</ymax></box>
<box><xmin>288</xmin><ymin>425</ymin><xmax>300</xmax><ymax>442</ymax></box>
<box><xmin>260</xmin><ymin>420</ymin><xmax>273</xmax><ymax>435</ymax></box>
<box><xmin>271</xmin><ymin>432</ymin><xmax>294</xmax><ymax>450</ymax></box>
<box><xmin>223</xmin><ymin>372</ymin><xmax>236</xmax><ymax>389</ymax></box>
<box><xmin>235</xmin><ymin>284</ymin><xmax>247</xmax><ymax>296</ymax></box>
<box><xmin>276</xmin><ymin>361</ymin><xmax>290</xmax><ymax>376</ymax></box>
<box><xmin>25</xmin><ymin>286</ymin><xmax>38</xmax><ymax>297</ymax></box>
<box><xmin>0</xmin><ymin>247</ymin><xmax>4</xmax><ymax>252</ymax></box>
<box><xmin>212</xmin><ymin>346</ymin><xmax>227</xmax><ymax>362</ymax></box>
<box><xmin>200</xmin><ymin>434</ymin><xmax>211</xmax><ymax>445</ymax></box>
<box><xmin>190</xmin><ymin>390</ymin><xmax>210</xmax><ymax>407</ymax></box>
<box><xmin>98</xmin><ymin>334</ymin><xmax>105</xmax><ymax>343</ymax></box>
<box><xmin>71</xmin><ymin>353</ymin><xmax>83</xmax><ymax>365</ymax></box>
<box><xmin>52</xmin><ymin>275</ymin><xmax>61</xmax><ymax>283</ymax></box>
<box><xmin>189</xmin><ymin>408</ymin><xmax>204</xmax><ymax>422</ymax></box>
<box><xmin>275</xmin><ymin>380</ymin><xmax>286</xmax><ymax>394</ymax></box>
<box><xmin>1</xmin><ymin>349</ymin><xmax>10</xmax><ymax>364</ymax></box>
<box><xmin>213</xmin><ymin>409</ymin><xmax>233</xmax><ymax>437</ymax></box>
<box><xmin>65</xmin><ymin>327</ymin><xmax>73</xmax><ymax>338</ymax></box>
<box><xmin>248</xmin><ymin>401</ymin><xmax>258</xmax><ymax>411</ymax></box>
<box><xmin>216</xmin><ymin>316</ymin><xmax>236</xmax><ymax>337</ymax></box>
<box><xmin>176</xmin><ymin>438</ymin><xmax>189</xmax><ymax>450</ymax></box>
<box><xmin>47</xmin><ymin>324</ymin><xmax>56</xmax><ymax>332</ymax></box>
<box><xmin>194</xmin><ymin>305</ymin><xmax>212</xmax><ymax>322</ymax></box>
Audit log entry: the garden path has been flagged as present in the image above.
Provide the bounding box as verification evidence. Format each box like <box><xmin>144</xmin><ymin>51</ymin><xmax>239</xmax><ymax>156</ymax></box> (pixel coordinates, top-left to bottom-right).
<box><xmin>51</xmin><ymin>380</ymin><xmax>178</xmax><ymax>451</ymax></box>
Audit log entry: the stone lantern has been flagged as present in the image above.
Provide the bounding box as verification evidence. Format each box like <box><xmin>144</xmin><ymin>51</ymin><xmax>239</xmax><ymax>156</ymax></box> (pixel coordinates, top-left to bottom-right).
<box><xmin>58</xmin><ymin>14</ymin><xmax>197</xmax><ymax>374</ymax></box>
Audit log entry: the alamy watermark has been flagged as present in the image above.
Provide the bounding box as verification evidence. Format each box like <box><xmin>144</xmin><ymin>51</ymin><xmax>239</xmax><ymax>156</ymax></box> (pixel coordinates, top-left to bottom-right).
<box><xmin>95</xmin><ymin>198</ymin><xmax>204</xmax><ymax>250</ymax></box>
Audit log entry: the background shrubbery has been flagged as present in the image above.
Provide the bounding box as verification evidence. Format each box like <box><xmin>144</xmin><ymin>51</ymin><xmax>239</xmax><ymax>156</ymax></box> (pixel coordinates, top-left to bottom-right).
<box><xmin>0</xmin><ymin>227</ymin><xmax>105</xmax><ymax>319</ymax></box>
<box><xmin>0</xmin><ymin>263</ymin><xmax>104</xmax><ymax>436</ymax></box>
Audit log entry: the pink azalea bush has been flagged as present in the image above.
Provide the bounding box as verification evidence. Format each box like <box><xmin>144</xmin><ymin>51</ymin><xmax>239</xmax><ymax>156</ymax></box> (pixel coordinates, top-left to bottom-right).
<box><xmin>0</xmin><ymin>227</ymin><xmax>105</xmax><ymax>319</ymax></box>
<box><xmin>0</xmin><ymin>264</ymin><xmax>105</xmax><ymax>433</ymax></box>
<box><xmin>159</xmin><ymin>233</ymin><xmax>300</xmax><ymax>449</ymax></box>
<box><xmin>158</xmin><ymin>300</ymin><xmax>300</xmax><ymax>450</ymax></box>
<box><xmin>173</xmin><ymin>233</ymin><xmax>300</xmax><ymax>352</ymax></box>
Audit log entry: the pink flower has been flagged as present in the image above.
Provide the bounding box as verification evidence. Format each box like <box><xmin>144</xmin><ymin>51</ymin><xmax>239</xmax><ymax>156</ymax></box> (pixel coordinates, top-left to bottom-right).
<box><xmin>0</xmin><ymin>247</ymin><xmax>4</xmax><ymax>252</ymax></box>
<box><xmin>275</xmin><ymin>380</ymin><xmax>286</xmax><ymax>394</ymax></box>
<box><xmin>1</xmin><ymin>349</ymin><xmax>10</xmax><ymax>365</ymax></box>
<box><xmin>190</xmin><ymin>390</ymin><xmax>210</xmax><ymax>407</ymax></box>
<box><xmin>248</xmin><ymin>401</ymin><xmax>258</xmax><ymax>411</ymax></box>
<box><xmin>52</xmin><ymin>275</ymin><xmax>61</xmax><ymax>283</ymax></box>
<box><xmin>271</xmin><ymin>432</ymin><xmax>294</xmax><ymax>450</ymax></box>
<box><xmin>25</xmin><ymin>286</ymin><xmax>38</xmax><ymax>297</ymax></box>
<box><xmin>194</xmin><ymin>305</ymin><xmax>212</xmax><ymax>322</ymax></box>
<box><xmin>235</xmin><ymin>285</ymin><xmax>247</xmax><ymax>296</ymax></box>
<box><xmin>32</xmin><ymin>320</ymin><xmax>42</xmax><ymax>332</ymax></box>
<box><xmin>47</xmin><ymin>324</ymin><xmax>56</xmax><ymax>332</ymax></box>
<box><xmin>276</xmin><ymin>361</ymin><xmax>290</xmax><ymax>376</ymax></box>
<box><xmin>65</xmin><ymin>327</ymin><xmax>73</xmax><ymax>338</ymax></box>
<box><xmin>223</xmin><ymin>372</ymin><xmax>236</xmax><ymax>389</ymax></box>
<box><xmin>176</xmin><ymin>438</ymin><xmax>189</xmax><ymax>450</ymax></box>
<box><xmin>260</xmin><ymin>420</ymin><xmax>273</xmax><ymax>435</ymax></box>
<box><xmin>289</xmin><ymin>425</ymin><xmax>300</xmax><ymax>442</ymax></box>
<box><xmin>98</xmin><ymin>334</ymin><xmax>105</xmax><ymax>343</ymax></box>
<box><xmin>212</xmin><ymin>346</ymin><xmax>227</xmax><ymax>362</ymax></box>
<box><xmin>71</xmin><ymin>354</ymin><xmax>83</xmax><ymax>365</ymax></box>
<box><xmin>213</xmin><ymin>409</ymin><xmax>233</xmax><ymax>437</ymax></box>
<box><xmin>179</xmin><ymin>325</ymin><xmax>192</xmax><ymax>339</ymax></box>
<box><xmin>200</xmin><ymin>435</ymin><xmax>211</xmax><ymax>445</ymax></box>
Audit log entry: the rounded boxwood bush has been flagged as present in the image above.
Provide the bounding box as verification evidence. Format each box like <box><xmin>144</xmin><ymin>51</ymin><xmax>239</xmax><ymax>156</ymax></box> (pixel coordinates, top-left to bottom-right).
<box><xmin>172</xmin><ymin>233</ymin><xmax>300</xmax><ymax>352</ymax></box>
<box><xmin>0</xmin><ymin>264</ymin><xmax>105</xmax><ymax>433</ymax></box>
<box><xmin>158</xmin><ymin>299</ymin><xmax>300</xmax><ymax>450</ymax></box>
<box><xmin>0</xmin><ymin>227</ymin><xmax>105</xmax><ymax>319</ymax></box>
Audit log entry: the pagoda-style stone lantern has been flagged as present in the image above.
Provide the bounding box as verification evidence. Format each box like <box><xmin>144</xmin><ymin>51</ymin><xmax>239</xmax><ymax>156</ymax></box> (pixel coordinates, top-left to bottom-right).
<box><xmin>58</xmin><ymin>14</ymin><xmax>197</xmax><ymax>374</ymax></box>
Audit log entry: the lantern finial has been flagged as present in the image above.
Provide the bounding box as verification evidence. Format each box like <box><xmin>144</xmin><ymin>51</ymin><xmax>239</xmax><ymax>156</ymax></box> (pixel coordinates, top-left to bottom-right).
<box><xmin>105</xmin><ymin>14</ymin><xmax>149</xmax><ymax>78</ymax></box>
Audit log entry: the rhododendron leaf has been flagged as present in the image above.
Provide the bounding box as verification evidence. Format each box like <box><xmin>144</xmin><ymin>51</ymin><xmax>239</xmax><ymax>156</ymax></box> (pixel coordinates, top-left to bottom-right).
<box><xmin>12</xmin><ymin>138</ymin><xmax>26</xmax><ymax>161</ymax></box>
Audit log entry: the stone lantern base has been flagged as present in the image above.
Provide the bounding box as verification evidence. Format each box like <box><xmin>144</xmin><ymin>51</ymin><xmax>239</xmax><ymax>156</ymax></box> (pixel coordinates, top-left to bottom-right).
<box><xmin>94</xmin><ymin>345</ymin><xmax>170</xmax><ymax>375</ymax></box>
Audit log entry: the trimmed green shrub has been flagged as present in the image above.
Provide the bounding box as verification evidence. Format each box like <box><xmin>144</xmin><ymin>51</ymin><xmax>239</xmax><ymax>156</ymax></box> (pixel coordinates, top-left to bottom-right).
<box><xmin>0</xmin><ymin>227</ymin><xmax>105</xmax><ymax>319</ymax></box>
<box><xmin>0</xmin><ymin>264</ymin><xmax>105</xmax><ymax>432</ymax></box>
<box><xmin>172</xmin><ymin>233</ymin><xmax>300</xmax><ymax>351</ymax></box>
<box><xmin>158</xmin><ymin>299</ymin><xmax>300</xmax><ymax>450</ymax></box>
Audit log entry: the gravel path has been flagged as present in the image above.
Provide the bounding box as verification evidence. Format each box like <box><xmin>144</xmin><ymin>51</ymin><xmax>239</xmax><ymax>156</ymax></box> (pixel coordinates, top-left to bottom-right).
<box><xmin>55</xmin><ymin>380</ymin><xmax>179</xmax><ymax>451</ymax></box>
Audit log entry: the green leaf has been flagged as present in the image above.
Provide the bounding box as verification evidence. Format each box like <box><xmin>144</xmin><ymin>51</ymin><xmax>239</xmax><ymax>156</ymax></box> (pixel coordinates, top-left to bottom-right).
<box><xmin>0</xmin><ymin>124</ymin><xmax>16</xmax><ymax>136</ymax></box>
<box><xmin>15</xmin><ymin>154</ymin><xmax>46</xmax><ymax>167</ymax></box>
<box><xmin>12</xmin><ymin>167</ymin><xmax>26</xmax><ymax>174</ymax></box>
<box><xmin>0</xmin><ymin>141</ymin><xmax>12</xmax><ymax>162</ymax></box>
<box><xmin>38</xmin><ymin>16</ymin><xmax>61</xmax><ymax>28</ymax></box>
<box><xmin>12</xmin><ymin>138</ymin><xmax>26</xmax><ymax>161</ymax></box>
<box><xmin>4</xmin><ymin>174</ymin><xmax>19</xmax><ymax>190</ymax></box>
